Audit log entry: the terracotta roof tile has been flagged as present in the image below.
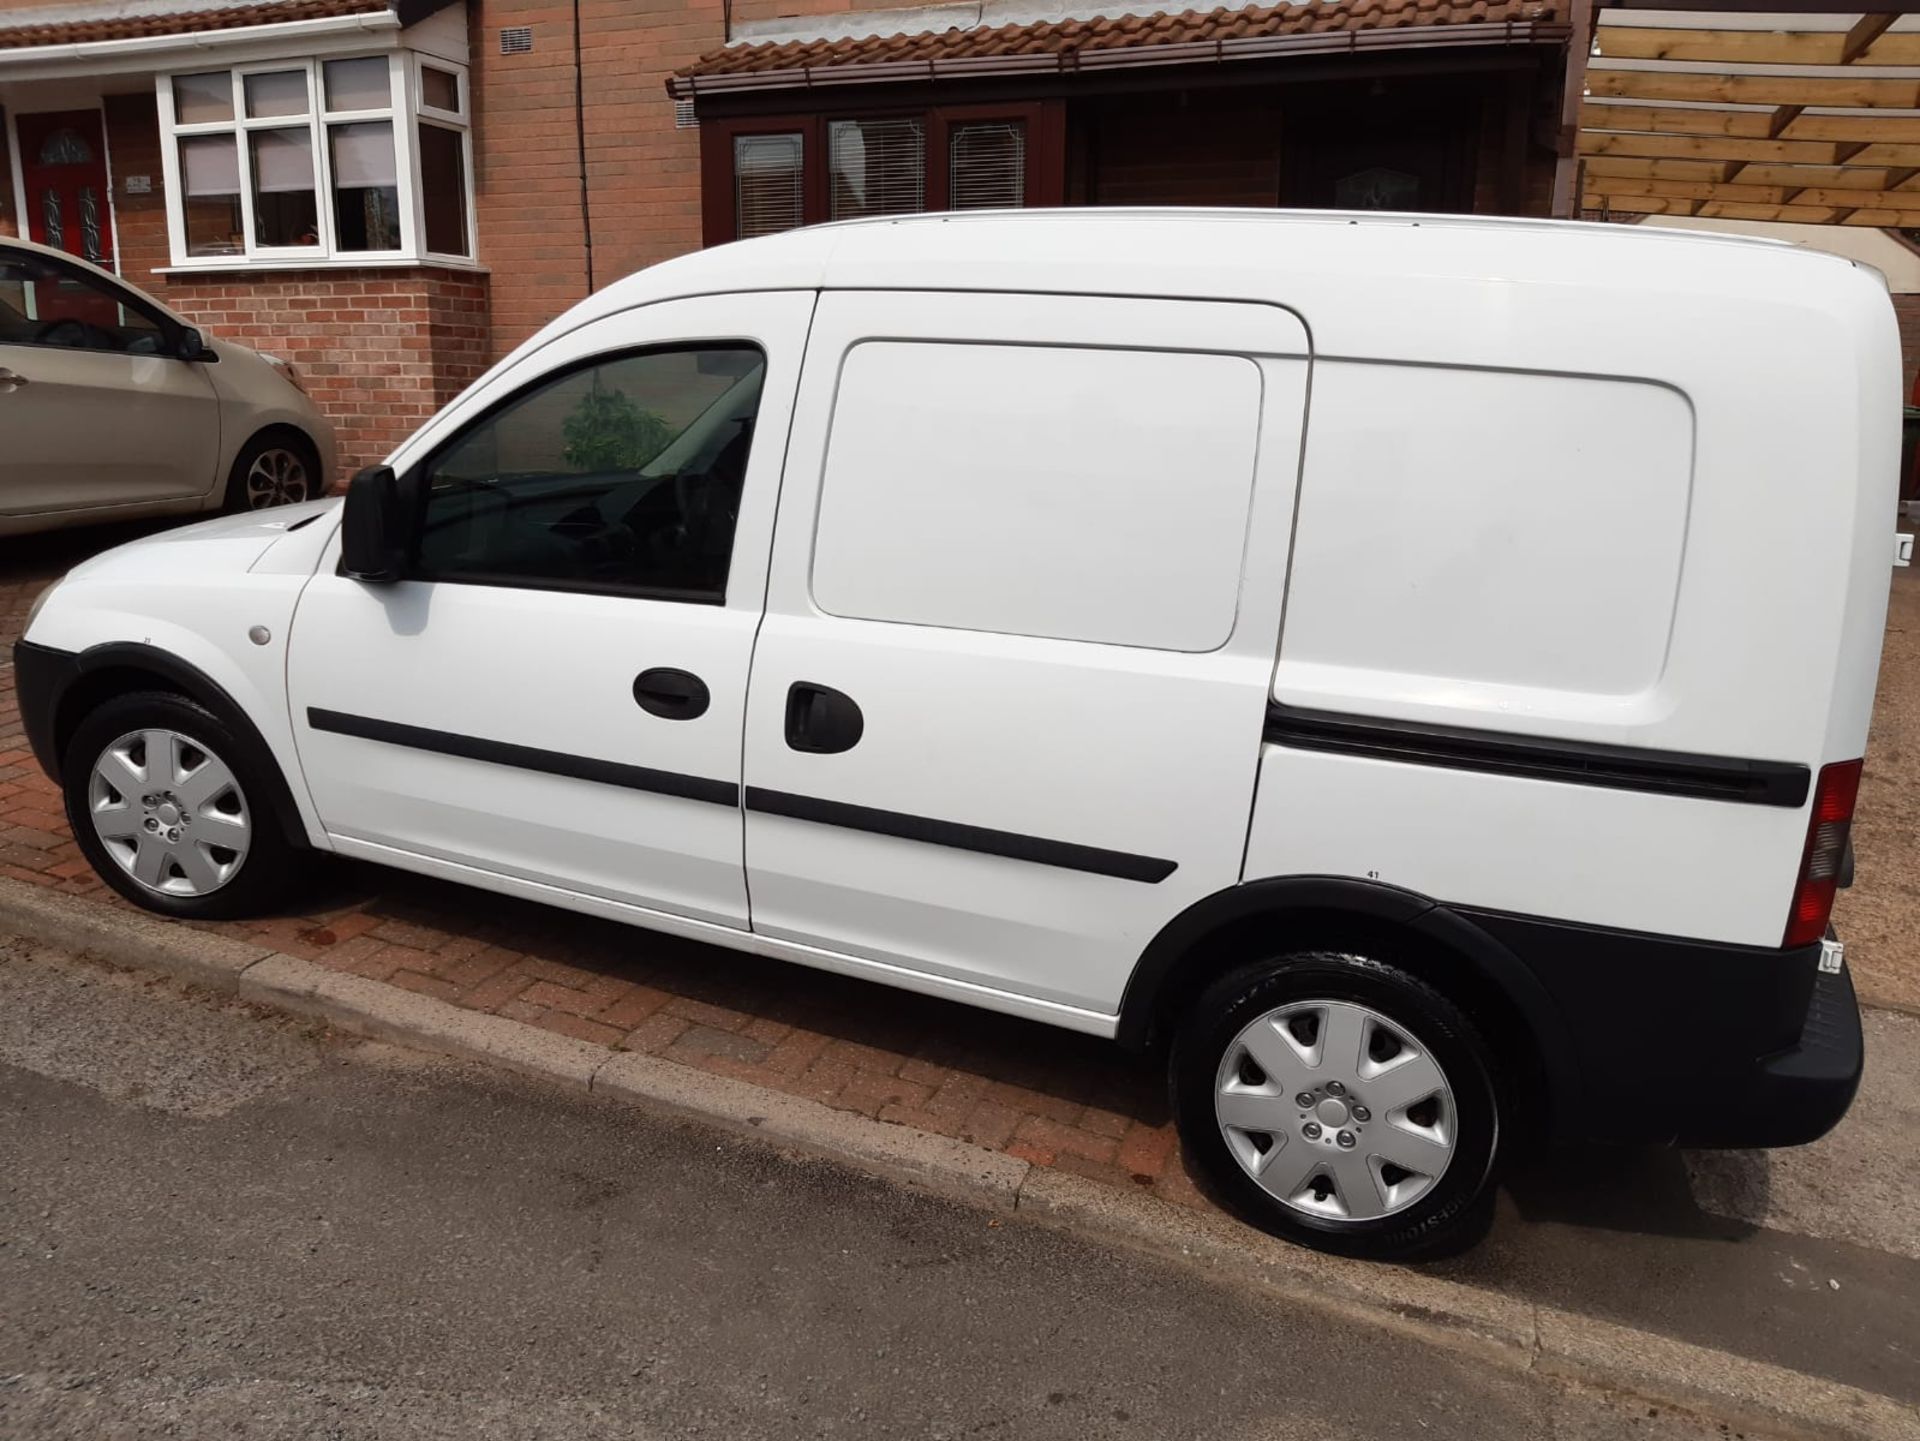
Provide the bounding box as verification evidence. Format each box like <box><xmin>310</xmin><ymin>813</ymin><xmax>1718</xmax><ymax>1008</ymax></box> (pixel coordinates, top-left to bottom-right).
<box><xmin>677</xmin><ymin>0</ymin><xmax>1565</xmax><ymax>81</ymax></box>
<box><xmin>0</xmin><ymin>0</ymin><xmax>389</xmax><ymax>51</ymax></box>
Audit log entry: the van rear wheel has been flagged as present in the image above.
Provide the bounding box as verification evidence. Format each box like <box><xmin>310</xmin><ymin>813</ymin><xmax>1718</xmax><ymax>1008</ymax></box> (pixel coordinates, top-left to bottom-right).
<box><xmin>1171</xmin><ymin>952</ymin><xmax>1503</xmax><ymax>1260</ymax></box>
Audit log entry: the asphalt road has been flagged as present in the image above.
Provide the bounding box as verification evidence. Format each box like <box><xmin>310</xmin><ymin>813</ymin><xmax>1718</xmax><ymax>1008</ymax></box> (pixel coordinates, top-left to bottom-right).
<box><xmin>0</xmin><ymin>940</ymin><xmax>1755</xmax><ymax>1441</ymax></box>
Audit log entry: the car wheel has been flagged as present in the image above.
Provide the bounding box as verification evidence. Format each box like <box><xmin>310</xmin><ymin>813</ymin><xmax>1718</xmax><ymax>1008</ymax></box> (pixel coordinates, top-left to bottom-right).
<box><xmin>1171</xmin><ymin>951</ymin><xmax>1503</xmax><ymax>1260</ymax></box>
<box><xmin>63</xmin><ymin>690</ymin><xmax>302</xmax><ymax>919</ymax></box>
<box><xmin>225</xmin><ymin>432</ymin><xmax>318</xmax><ymax>513</ymax></box>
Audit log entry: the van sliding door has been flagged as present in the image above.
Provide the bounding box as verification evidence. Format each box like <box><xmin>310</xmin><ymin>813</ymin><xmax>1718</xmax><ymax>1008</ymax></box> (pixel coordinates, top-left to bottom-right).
<box><xmin>740</xmin><ymin>290</ymin><xmax>1310</xmax><ymax>1025</ymax></box>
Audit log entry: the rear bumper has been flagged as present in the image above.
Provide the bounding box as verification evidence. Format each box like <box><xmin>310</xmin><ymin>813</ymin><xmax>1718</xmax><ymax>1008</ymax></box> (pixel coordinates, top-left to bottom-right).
<box><xmin>1465</xmin><ymin>909</ymin><xmax>1863</xmax><ymax>1148</ymax></box>
<box><xmin>14</xmin><ymin>639</ymin><xmax>80</xmax><ymax>785</ymax></box>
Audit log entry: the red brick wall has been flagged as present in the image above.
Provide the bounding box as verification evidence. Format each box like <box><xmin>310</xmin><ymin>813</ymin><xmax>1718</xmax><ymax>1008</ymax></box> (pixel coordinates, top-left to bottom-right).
<box><xmin>1896</xmin><ymin>294</ymin><xmax>1920</xmax><ymax>405</ymax></box>
<box><xmin>97</xmin><ymin>92</ymin><xmax>489</xmax><ymax>474</ymax></box>
<box><xmin>163</xmin><ymin>270</ymin><xmax>489</xmax><ymax>473</ymax></box>
<box><xmin>469</xmin><ymin>0</ymin><xmax>723</xmax><ymax>355</ymax></box>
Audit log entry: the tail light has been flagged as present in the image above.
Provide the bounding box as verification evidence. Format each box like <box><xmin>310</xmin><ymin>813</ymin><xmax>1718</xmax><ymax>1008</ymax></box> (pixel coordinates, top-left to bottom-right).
<box><xmin>1784</xmin><ymin>759</ymin><xmax>1862</xmax><ymax>948</ymax></box>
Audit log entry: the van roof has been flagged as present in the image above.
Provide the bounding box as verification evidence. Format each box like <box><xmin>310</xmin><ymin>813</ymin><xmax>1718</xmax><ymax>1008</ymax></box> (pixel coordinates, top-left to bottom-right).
<box><xmin>809</xmin><ymin>206</ymin><xmax>1801</xmax><ymax>251</ymax></box>
<box><xmin>566</xmin><ymin>206</ymin><xmax>1850</xmax><ymax>332</ymax></box>
<box><xmin>530</xmin><ymin>206</ymin><xmax>1875</xmax><ymax>380</ymax></box>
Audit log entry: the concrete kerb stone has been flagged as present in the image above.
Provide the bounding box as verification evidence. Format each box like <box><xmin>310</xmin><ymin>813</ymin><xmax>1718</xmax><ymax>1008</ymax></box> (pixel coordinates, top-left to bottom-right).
<box><xmin>0</xmin><ymin>877</ymin><xmax>273</xmax><ymax>993</ymax></box>
<box><xmin>237</xmin><ymin>953</ymin><xmax>608</xmax><ymax>1090</ymax></box>
<box><xmin>592</xmin><ymin>1049</ymin><xmax>1030</xmax><ymax>1209</ymax></box>
<box><xmin>2</xmin><ymin>874</ymin><xmax>1912</xmax><ymax>1441</ymax></box>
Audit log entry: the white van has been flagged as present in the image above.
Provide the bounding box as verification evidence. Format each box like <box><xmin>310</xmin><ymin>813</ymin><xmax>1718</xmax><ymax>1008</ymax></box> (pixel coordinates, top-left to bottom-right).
<box><xmin>15</xmin><ymin>211</ymin><xmax>1896</xmax><ymax>1258</ymax></box>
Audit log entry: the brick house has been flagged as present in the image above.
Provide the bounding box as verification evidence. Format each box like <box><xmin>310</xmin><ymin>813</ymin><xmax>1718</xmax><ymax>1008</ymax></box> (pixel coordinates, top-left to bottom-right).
<box><xmin>0</xmin><ymin>0</ymin><xmax>1580</xmax><ymax>472</ymax></box>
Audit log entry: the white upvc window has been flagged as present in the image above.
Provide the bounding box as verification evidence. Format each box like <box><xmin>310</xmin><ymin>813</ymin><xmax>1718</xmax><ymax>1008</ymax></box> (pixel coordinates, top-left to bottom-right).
<box><xmin>157</xmin><ymin>52</ymin><xmax>473</xmax><ymax>268</ymax></box>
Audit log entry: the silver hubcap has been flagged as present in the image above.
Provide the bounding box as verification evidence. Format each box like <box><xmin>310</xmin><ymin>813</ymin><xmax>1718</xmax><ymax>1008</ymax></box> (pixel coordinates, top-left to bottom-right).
<box><xmin>245</xmin><ymin>448</ymin><xmax>308</xmax><ymax>509</ymax></box>
<box><xmin>87</xmin><ymin>728</ymin><xmax>251</xmax><ymax>897</ymax></box>
<box><xmin>1215</xmin><ymin>999</ymin><xmax>1457</xmax><ymax>1223</ymax></box>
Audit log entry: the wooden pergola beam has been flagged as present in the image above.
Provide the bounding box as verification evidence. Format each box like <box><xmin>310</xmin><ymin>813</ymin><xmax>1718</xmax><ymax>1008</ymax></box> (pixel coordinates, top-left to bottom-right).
<box><xmin>1581</xmin><ymin>105</ymin><xmax>1920</xmax><ymax>147</ymax></box>
<box><xmin>1581</xmin><ymin>155</ymin><xmax>1742</xmax><ymax>182</ymax></box>
<box><xmin>1583</xmin><ymin>193</ymin><xmax>1920</xmax><ymax>226</ymax></box>
<box><xmin>1586</xmin><ymin>69</ymin><xmax>1920</xmax><ymax>109</ymax></box>
<box><xmin>1841</xmin><ymin>13</ymin><xmax>1899</xmax><ymax>67</ymax></box>
<box><xmin>1582</xmin><ymin>131</ymin><xmax>1886</xmax><ymax>165</ymax></box>
<box><xmin>1594</xmin><ymin>21</ymin><xmax>1919</xmax><ymax>68</ymax></box>
<box><xmin>1580</xmin><ymin>177</ymin><xmax>1920</xmax><ymax>210</ymax></box>
<box><xmin>1583</xmin><ymin>155</ymin><xmax>1920</xmax><ymax>190</ymax></box>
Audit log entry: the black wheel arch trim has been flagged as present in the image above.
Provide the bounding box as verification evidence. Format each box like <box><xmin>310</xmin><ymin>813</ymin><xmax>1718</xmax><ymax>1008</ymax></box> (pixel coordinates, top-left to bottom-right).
<box><xmin>1116</xmin><ymin>874</ymin><xmax>1585</xmax><ymax>1124</ymax></box>
<box><xmin>20</xmin><ymin>639</ymin><xmax>312</xmax><ymax>851</ymax></box>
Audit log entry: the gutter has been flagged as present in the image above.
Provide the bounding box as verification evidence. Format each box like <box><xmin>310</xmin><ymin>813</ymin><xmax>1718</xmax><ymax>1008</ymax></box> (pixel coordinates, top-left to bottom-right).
<box><xmin>0</xmin><ymin>10</ymin><xmax>401</xmax><ymax>76</ymax></box>
<box><xmin>668</xmin><ymin>20</ymin><xmax>1574</xmax><ymax>98</ymax></box>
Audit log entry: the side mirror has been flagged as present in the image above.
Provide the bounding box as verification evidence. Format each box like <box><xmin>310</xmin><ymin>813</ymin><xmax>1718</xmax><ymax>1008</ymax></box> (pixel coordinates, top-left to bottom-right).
<box><xmin>175</xmin><ymin>326</ymin><xmax>218</xmax><ymax>362</ymax></box>
<box><xmin>341</xmin><ymin>464</ymin><xmax>407</xmax><ymax>582</ymax></box>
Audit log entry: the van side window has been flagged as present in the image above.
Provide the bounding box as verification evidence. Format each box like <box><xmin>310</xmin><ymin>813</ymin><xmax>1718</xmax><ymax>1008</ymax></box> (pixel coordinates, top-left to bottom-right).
<box><xmin>810</xmin><ymin>340</ymin><xmax>1261</xmax><ymax>651</ymax></box>
<box><xmin>415</xmin><ymin>345</ymin><xmax>766</xmax><ymax>601</ymax></box>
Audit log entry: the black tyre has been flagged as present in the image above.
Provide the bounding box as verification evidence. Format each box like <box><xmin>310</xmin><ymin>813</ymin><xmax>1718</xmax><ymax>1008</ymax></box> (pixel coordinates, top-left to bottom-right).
<box><xmin>63</xmin><ymin>690</ymin><xmax>303</xmax><ymax>920</ymax></box>
<box><xmin>223</xmin><ymin>430</ymin><xmax>319</xmax><ymax>513</ymax></box>
<box><xmin>1171</xmin><ymin>951</ymin><xmax>1503</xmax><ymax>1260</ymax></box>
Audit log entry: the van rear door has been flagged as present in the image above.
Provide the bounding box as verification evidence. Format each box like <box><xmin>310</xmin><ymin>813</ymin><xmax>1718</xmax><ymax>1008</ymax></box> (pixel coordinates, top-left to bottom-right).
<box><xmin>739</xmin><ymin>290</ymin><xmax>1308</xmax><ymax>1022</ymax></box>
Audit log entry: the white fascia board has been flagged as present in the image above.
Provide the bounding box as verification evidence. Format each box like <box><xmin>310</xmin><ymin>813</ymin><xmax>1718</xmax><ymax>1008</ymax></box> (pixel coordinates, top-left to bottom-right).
<box><xmin>0</xmin><ymin>11</ymin><xmax>402</xmax><ymax>82</ymax></box>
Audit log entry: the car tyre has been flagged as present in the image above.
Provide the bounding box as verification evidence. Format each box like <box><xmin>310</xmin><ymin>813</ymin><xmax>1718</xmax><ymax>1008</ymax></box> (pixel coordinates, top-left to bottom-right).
<box><xmin>1171</xmin><ymin>951</ymin><xmax>1503</xmax><ymax>1260</ymax></box>
<box><xmin>224</xmin><ymin>431</ymin><xmax>319</xmax><ymax>513</ymax></box>
<box><xmin>63</xmin><ymin>690</ymin><xmax>303</xmax><ymax>920</ymax></box>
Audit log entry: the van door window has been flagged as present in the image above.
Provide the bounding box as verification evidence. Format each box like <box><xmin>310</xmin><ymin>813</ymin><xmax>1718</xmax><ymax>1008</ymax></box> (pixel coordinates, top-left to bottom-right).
<box><xmin>415</xmin><ymin>344</ymin><xmax>766</xmax><ymax>601</ymax></box>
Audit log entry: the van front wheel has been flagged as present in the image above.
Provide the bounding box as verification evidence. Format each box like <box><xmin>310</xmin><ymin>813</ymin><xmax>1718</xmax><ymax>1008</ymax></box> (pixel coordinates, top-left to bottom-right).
<box><xmin>1171</xmin><ymin>952</ymin><xmax>1503</xmax><ymax>1260</ymax></box>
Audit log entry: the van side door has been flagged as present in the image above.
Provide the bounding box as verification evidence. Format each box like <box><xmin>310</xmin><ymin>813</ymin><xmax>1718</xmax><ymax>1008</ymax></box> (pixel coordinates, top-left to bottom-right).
<box><xmin>741</xmin><ymin>291</ymin><xmax>1309</xmax><ymax>1023</ymax></box>
<box><xmin>288</xmin><ymin>291</ymin><xmax>814</xmax><ymax>932</ymax></box>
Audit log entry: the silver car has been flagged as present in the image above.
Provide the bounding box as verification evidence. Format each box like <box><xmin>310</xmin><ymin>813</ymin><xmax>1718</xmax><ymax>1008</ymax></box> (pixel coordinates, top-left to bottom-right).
<box><xmin>0</xmin><ymin>235</ymin><xmax>334</xmax><ymax>536</ymax></box>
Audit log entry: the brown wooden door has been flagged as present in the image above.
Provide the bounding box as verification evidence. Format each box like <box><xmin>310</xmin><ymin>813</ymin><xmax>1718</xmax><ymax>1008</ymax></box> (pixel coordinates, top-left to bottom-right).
<box><xmin>18</xmin><ymin>110</ymin><xmax>116</xmax><ymax>273</ymax></box>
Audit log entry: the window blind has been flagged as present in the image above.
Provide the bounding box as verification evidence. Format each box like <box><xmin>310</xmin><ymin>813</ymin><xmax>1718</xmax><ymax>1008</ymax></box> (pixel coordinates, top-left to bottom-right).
<box><xmin>950</xmin><ymin>121</ymin><xmax>1025</xmax><ymax>210</ymax></box>
<box><xmin>829</xmin><ymin>118</ymin><xmax>924</xmax><ymax>220</ymax></box>
<box><xmin>735</xmin><ymin>133</ymin><xmax>804</xmax><ymax>239</ymax></box>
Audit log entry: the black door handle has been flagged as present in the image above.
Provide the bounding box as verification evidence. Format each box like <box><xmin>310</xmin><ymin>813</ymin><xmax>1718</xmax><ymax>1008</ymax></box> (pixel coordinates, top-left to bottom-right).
<box><xmin>785</xmin><ymin>682</ymin><xmax>863</xmax><ymax>754</ymax></box>
<box><xmin>633</xmin><ymin>668</ymin><xmax>710</xmax><ymax>720</ymax></box>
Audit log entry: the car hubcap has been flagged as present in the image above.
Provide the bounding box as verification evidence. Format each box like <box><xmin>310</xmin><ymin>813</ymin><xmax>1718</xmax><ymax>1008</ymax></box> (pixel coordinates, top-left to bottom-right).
<box><xmin>87</xmin><ymin>728</ymin><xmax>251</xmax><ymax>897</ymax></box>
<box><xmin>245</xmin><ymin>448</ymin><xmax>309</xmax><ymax>509</ymax></box>
<box><xmin>1214</xmin><ymin>999</ymin><xmax>1457</xmax><ymax>1222</ymax></box>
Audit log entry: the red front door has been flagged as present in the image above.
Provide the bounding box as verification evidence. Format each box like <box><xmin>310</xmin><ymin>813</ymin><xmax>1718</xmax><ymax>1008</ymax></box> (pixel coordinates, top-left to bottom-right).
<box><xmin>18</xmin><ymin>109</ymin><xmax>116</xmax><ymax>272</ymax></box>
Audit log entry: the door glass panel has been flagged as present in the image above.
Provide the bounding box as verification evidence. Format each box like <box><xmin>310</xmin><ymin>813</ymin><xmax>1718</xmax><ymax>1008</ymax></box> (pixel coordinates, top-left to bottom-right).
<box><xmin>36</xmin><ymin>127</ymin><xmax>92</xmax><ymax>165</ymax></box>
<box><xmin>250</xmin><ymin>128</ymin><xmax>319</xmax><ymax>246</ymax></box>
<box><xmin>38</xmin><ymin>189</ymin><xmax>64</xmax><ymax>251</ymax></box>
<box><xmin>78</xmin><ymin>187</ymin><xmax>105</xmax><ymax>263</ymax></box>
<box><xmin>244</xmin><ymin>69</ymin><xmax>309</xmax><ymax>118</ymax></box>
<box><xmin>329</xmin><ymin>121</ymin><xmax>400</xmax><ymax>251</ymax></box>
<box><xmin>179</xmin><ymin>134</ymin><xmax>244</xmax><ymax>255</ymax></box>
<box><xmin>418</xmin><ymin>346</ymin><xmax>767</xmax><ymax>599</ymax></box>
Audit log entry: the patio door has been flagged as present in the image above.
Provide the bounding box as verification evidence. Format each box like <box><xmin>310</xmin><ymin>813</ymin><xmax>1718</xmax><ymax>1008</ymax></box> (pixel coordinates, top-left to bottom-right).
<box><xmin>18</xmin><ymin>110</ymin><xmax>116</xmax><ymax>273</ymax></box>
